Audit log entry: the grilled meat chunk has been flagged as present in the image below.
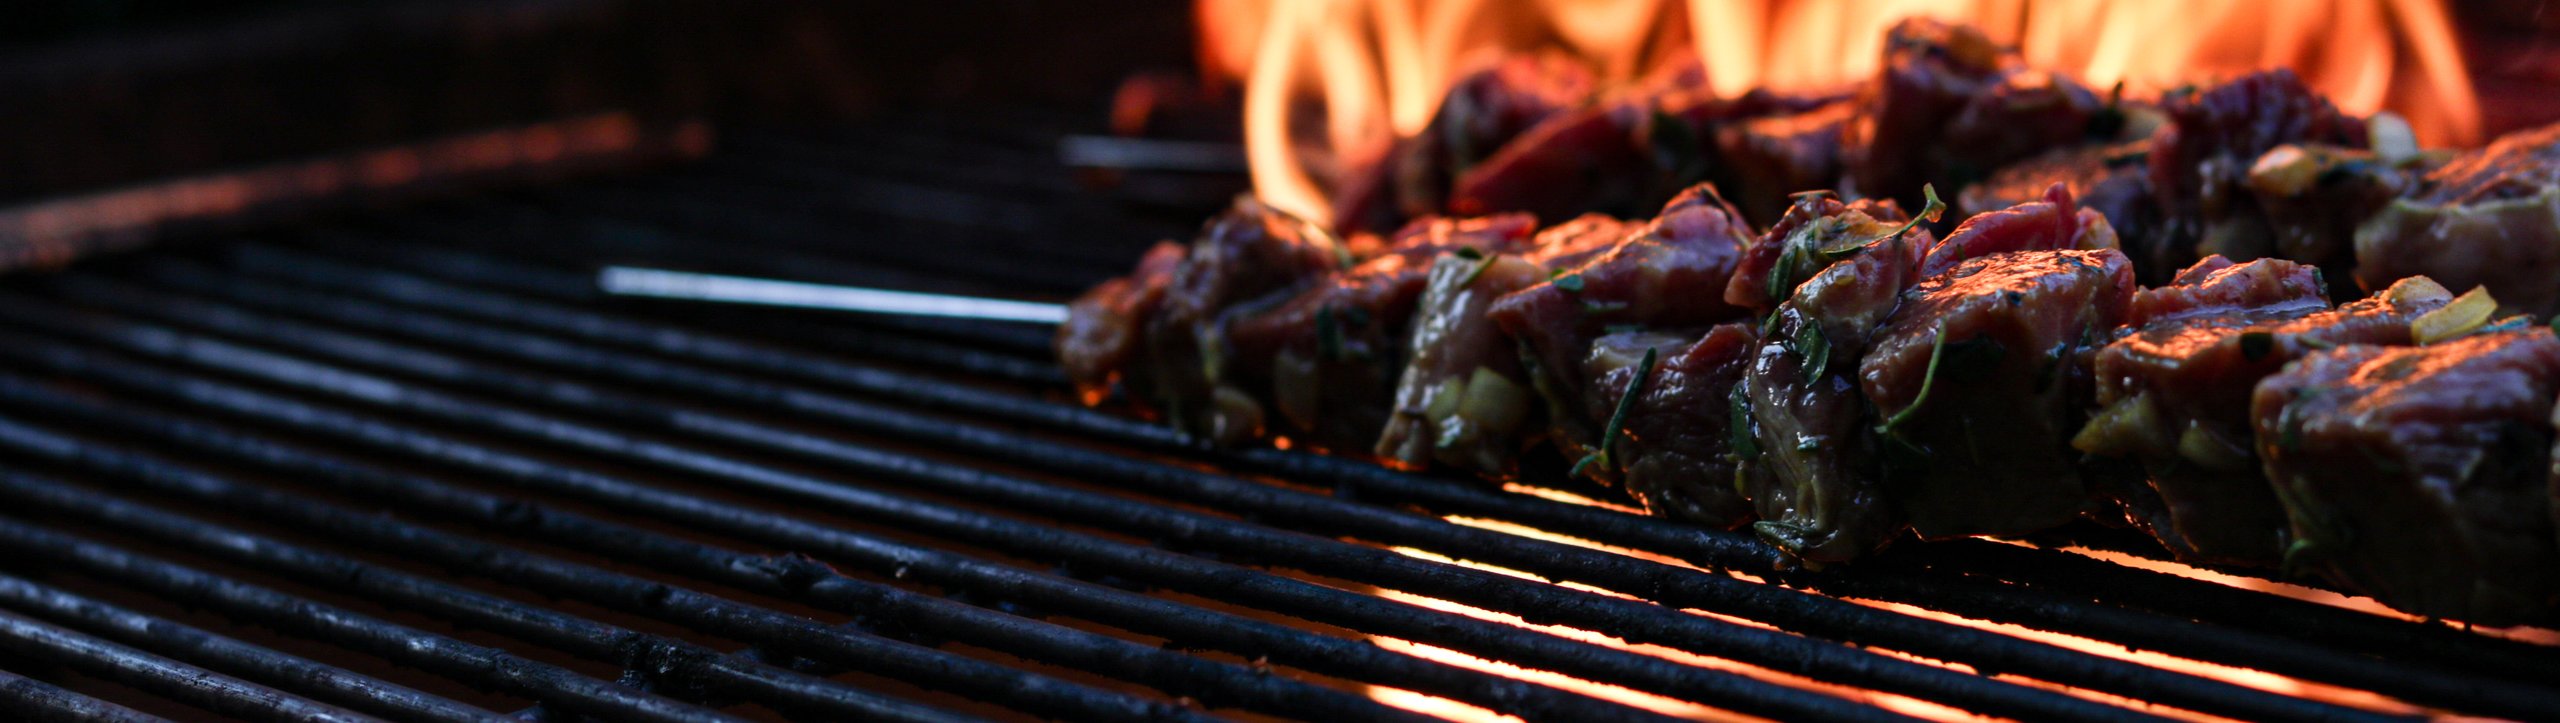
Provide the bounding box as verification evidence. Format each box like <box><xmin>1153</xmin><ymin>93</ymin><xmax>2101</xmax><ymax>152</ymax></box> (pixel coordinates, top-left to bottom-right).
<box><xmin>1333</xmin><ymin>54</ymin><xmax>1595</xmax><ymax>234</ymax></box>
<box><xmin>2149</xmin><ymin>70</ymin><xmax>2369</xmax><ymax>266</ymax></box>
<box><xmin>2253</xmin><ymin>329</ymin><xmax>2560</xmax><ymax>626</ymax></box>
<box><xmin>1714</xmin><ymin>101</ymin><xmax>1858</xmax><ymax>225</ymax></box>
<box><xmin>1490</xmin><ymin>185</ymin><xmax>1754</xmax><ymax>478</ymax></box>
<box><xmin>1059</xmin><ymin>240</ymin><xmax>1185</xmax><ymax>405</ymax></box>
<box><xmin>1843</xmin><ymin>19</ymin><xmax>2104</xmax><ymax>208</ymax></box>
<box><xmin>1732</xmin><ymin>195</ymin><xmax>1935</xmax><ymax>560</ymax></box>
<box><xmin>1864</xmin><ymin>249</ymin><xmax>2136</xmax><ymax>539</ymax></box>
<box><xmin>1963</xmin><ymin>143</ymin><xmax>2172</xmax><ymax>284</ymax></box>
<box><xmin>1231</xmin><ymin>215</ymin><xmax>1539</xmax><ymax>454</ymax></box>
<box><xmin>1919</xmin><ymin>183</ymin><xmax>2119</xmax><ymax>279</ymax></box>
<box><xmin>2356</xmin><ymin>122</ymin><xmax>2560</xmax><ymax>318</ymax></box>
<box><xmin>1069</xmin><ymin>198</ymin><xmax>1347</xmax><ymax>443</ymax></box>
<box><xmin>2079</xmin><ymin>265</ymin><xmax>2452</xmax><ymax>564</ymax></box>
<box><xmin>1582</xmin><ymin>323</ymin><xmax>1761</xmax><ymax>526</ymax></box>
<box><xmin>1378</xmin><ymin>214</ymin><xmax>1630</xmax><ymax>472</ymax></box>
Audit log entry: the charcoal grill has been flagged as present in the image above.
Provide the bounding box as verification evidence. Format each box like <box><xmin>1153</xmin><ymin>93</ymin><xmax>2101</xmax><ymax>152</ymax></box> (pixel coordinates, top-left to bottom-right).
<box><xmin>0</xmin><ymin>105</ymin><xmax>2553</xmax><ymax>722</ymax></box>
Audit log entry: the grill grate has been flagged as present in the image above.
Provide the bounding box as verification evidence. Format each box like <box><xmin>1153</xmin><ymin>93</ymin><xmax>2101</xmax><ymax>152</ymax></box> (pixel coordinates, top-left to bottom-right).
<box><xmin>0</xmin><ymin>111</ymin><xmax>2555</xmax><ymax>722</ymax></box>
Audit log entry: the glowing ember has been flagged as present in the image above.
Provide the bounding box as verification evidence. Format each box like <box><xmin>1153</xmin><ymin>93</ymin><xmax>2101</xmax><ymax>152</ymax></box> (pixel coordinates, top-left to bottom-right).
<box><xmin>1208</xmin><ymin>0</ymin><xmax>2481</xmax><ymax>226</ymax></box>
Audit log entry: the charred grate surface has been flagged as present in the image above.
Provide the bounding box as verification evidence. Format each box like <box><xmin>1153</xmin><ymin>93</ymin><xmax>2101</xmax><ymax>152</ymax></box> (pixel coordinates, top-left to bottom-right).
<box><xmin>0</xmin><ymin>110</ymin><xmax>2555</xmax><ymax>722</ymax></box>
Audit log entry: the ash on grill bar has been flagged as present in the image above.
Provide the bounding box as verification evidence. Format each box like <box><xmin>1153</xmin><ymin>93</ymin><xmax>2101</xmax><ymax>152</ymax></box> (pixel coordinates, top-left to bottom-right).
<box><xmin>3</xmin><ymin>2</ymin><xmax>2559</xmax><ymax>722</ymax></box>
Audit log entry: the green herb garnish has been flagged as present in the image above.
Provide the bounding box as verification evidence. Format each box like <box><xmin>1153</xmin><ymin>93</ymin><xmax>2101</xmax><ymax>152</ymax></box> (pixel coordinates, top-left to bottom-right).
<box><xmin>1453</xmin><ymin>246</ymin><xmax>1484</xmax><ymax>260</ymax></box>
<box><xmin>1868</xmin><ymin>183</ymin><xmax>1946</xmax><ymax>247</ymax></box>
<box><xmin>1571</xmin><ymin>346</ymin><xmax>1657</xmax><ymax>480</ymax></box>
<box><xmin>1553</xmin><ymin>273</ymin><xmax>1586</xmax><ymax>293</ymax></box>
<box><xmin>1879</xmin><ymin>323</ymin><xmax>1950</xmax><ymax>437</ymax></box>
<box><xmin>1584</xmin><ymin>300</ymin><xmax>1631</xmax><ymax>315</ymax></box>
<box><xmin>1728</xmin><ymin>385</ymin><xmax>1760</xmax><ymax>461</ymax></box>
<box><xmin>1793</xmin><ymin>321</ymin><xmax>1832</xmax><ymax>373</ymax></box>
<box><xmin>1454</xmin><ymin>251</ymin><xmax>1499</xmax><ymax>289</ymax></box>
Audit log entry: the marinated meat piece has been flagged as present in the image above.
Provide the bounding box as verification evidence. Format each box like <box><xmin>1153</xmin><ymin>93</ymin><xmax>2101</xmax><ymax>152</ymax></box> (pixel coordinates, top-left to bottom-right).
<box><xmin>1449</xmin><ymin>101</ymin><xmax>1652</xmax><ymax>222</ymax></box>
<box><xmin>2356</xmin><ymin>122</ymin><xmax>2560</xmax><ymax>318</ymax></box>
<box><xmin>1714</xmin><ymin>101</ymin><xmax>1857</xmax><ymax>225</ymax></box>
<box><xmin>1490</xmin><ymin>185</ymin><xmax>1754</xmax><ymax>468</ymax></box>
<box><xmin>1231</xmin><ymin>215</ymin><xmax>1538</xmax><ymax>454</ymax></box>
<box><xmin>2148</xmin><ymin>70</ymin><xmax>2368</xmax><ymax>264</ymax></box>
<box><xmin>2077</xmin><ymin>268</ymin><xmax>2450</xmax><ymax>565</ymax></box>
<box><xmin>1724</xmin><ymin>192</ymin><xmax>1919</xmax><ymax>316</ymax></box>
<box><xmin>2253</xmin><ymin>330</ymin><xmax>2560</xmax><ymax>626</ymax></box>
<box><xmin>1963</xmin><ymin>144</ymin><xmax>2170</xmax><ymax>283</ymax></box>
<box><xmin>2242</xmin><ymin>143</ymin><xmax>2428</xmax><ymax>286</ymax></box>
<box><xmin>1918</xmin><ymin>183</ymin><xmax>2119</xmax><ymax>279</ymax></box>
<box><xmin>1138</xmin><ymin>197</ymin><xmax>1352</xmax><ymax>444</ymax></box>
<box><xmin>1378</xmin><ymin>215</ymin><xmax>1618</xmax><ymax>472</ymax></box>
<box><xmin>1059</xmin><ymin>240</ymin><xmax>1184</xmax><ymax>404</ymax></box>
<box><xmin>1862</xmin><ymin>249</ymin><xmax>2137</xmax><ymax>539</ymax></box>
<box><xmin>1333</xmin><ymin>54</ymin><xmax>1595</xmax><ymax>234</ymax></box>
<box><xmin>1732</xmin><ymin>195</ymin><xmax>1938</xmax><ymax>560</ymax></box>
<box><xmin>1840</xmin><ymin>19</ymin><xmax>2009</xmax><ymax>202</ymax></box>
<box><xmin>1929</xmin><ymin>70</ymin><xmax>2107</xmax><ymax>193</ymax></box>
<box><xmin>1448</xmin><ymin>81</ymin><xmax>1842</xmax><ymax>226</ymax></box>
<box><xmin>1581</xmin><ymin>323</ymin><xmax>1760</xmax><ymax>526</ymax></box>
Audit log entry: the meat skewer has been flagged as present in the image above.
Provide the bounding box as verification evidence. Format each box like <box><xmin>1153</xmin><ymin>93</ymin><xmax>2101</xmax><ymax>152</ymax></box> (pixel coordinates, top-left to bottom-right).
<box><xmin>1056</xmin><ymin>20</ymin><xmax>2560</xmax><ymax>624</ymax></box>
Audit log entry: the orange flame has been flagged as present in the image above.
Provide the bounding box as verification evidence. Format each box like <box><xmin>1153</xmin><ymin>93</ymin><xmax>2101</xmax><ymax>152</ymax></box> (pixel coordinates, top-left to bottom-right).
<box><xmin>1209</xmin><ymin>0</ymin><xmax>2482</xmax><ymax>227</ymax></box>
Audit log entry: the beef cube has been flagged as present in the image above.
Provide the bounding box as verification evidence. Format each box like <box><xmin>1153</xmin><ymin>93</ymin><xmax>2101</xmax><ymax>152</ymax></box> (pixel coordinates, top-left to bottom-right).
<box><xmin>1714</xmin><ymin>101</ymin><xmax>1857</xmax><ymax>225</ymax></box>
<box><xmin>1862</xmin><ymin>249</ymin><xmax>2136</xmax><ymax>539</ymax></box>
<box><xmin>1918</xmin><ymin>183</ymin><xmax>2119</xmax><ymax>279</ymax></box>
<box><xmin>1964</xmin><ymin>143</ymin><xmax>2171</xmax><ymax>284</ymax></box>
<box><xmin>1231</xmin><ymin>215</ymin><xmax>1538</xmax><ymax>454</ymax></box>
<box><xmin>2078</xmin><ymin>269</ymin><xmax>2450</xmax><ymax>564</ymax></box>
<box><xmin>1730</xmin><ymin>196</ymin><xmax>1937</xmax><ymax>560</ymax></box>
<box><xmin>1377</xmin><ymin>215</ymin><xmax>1622</xmax><ymax>472</ymax></box>
<box><xmin>1332</xmin><ymin>54</ymin><xmax>1594</xmax><ymax>235</ymax></box>
<box><xmin>2148</xmin><ymin>70</ymin><xmax>2368</xmax><ymax>264</ymax></box>
<box><xmin>1449</xmin><ymin>101</ymin><xmax>1653</xmax><ymax>223</ymax></box>
<box><xmin>1059</xmin><ymin>240</ymin><xmax>1184</xmax><ymax>405</ymax></box>
<box><xmin>1840</xmin><ymin>19</ymin><xmax>2009</xmax><ymax>202</ymax></box>
<box><xmin>2356</xmin><ymin>121</ymin><xmax>2560</xmax><ymax>318</ymax></box>
<box><xmin>2253</xmin><ymin>330</ymin><xmax>2560</xmax><ymax>625</ymax></box>
<box><xmin>1490</xmin><ymin>185</ymin><xmax>1753</xmax><ymax>472</ymax></box>
<box><xmin>1581</xmin><ymin>323</ymin><xmax>1761</xmax><ymax>526</ymax></box>
<box><xmin>1107</xmin><ymin>198</ymin><xmax>1347</xmax><ymax>443</ymax></box>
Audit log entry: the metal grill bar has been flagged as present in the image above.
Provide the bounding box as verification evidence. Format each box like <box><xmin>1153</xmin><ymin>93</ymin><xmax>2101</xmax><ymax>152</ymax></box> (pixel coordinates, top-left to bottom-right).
<box><xmin>216</xmin><ymin>239</ymin><xmax>2560</xmax><ymax>691</ymax></box>
<box><xmin>0</xmin><ymin>260</ymin><xmax>2401</xmax><ymax>722</ymax></box>
<box><xmin>0</xmin><ymin>396</ymin><xmax>1415</xmax><ymax>723</ymax></box>
<box><xmin>0</xmin><ymin>307</ymin><xmax>1857</xmax><ymax>723</ymax></box>
<box><xmin>0</xmin><ymin>607</ymin><xmax>374</xmax><ymax>722</ymax></box>
<box><xmin>0</xmin><ymin>575</ymin><xmax>505</xmax><ymax>722</ymax></box>
<box><xmin>131</xmin><ymin>244</ymin><xmax>2497</xmax><ymax>721</ymax></box>
<box><xmin>0</xmin><ymin>667</ymin><xmax>171</xmax><ymax>723</ymax></box>
<box><xmin>0</xmin><ymin>429</ymin><xmax>1207</xmax><ymax>723</ymax></box>
<box><xmin>0</xmin><ymin>505</ymin><xmax>737</xmax><ymax>723</ymax></box>
<box><xmin>0</xmin><ymin>122</ymin><xmax>2552</xmax><ymax>722</ymax></box>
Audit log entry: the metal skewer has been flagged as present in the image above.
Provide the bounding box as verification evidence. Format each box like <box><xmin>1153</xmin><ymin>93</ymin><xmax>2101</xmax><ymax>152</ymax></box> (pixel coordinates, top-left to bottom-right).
<box><xmin>597</xmin><ymin>267</ymin><xmax>1069</xmax><ymax>324</ymax></box>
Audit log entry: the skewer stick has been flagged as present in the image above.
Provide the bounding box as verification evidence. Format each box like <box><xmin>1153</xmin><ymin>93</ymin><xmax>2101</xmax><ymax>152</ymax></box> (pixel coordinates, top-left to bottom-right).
<box><xmin>597</xmin><ymin>267</ymin><xmax>1069</xmax><ymax>324</ymax></box>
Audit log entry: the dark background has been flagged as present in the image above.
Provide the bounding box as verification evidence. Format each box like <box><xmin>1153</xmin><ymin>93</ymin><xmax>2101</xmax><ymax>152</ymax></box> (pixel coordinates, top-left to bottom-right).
<box><xmin>0</xmin><ymin>0</ymin><xmax>2554</xmax><ymax>205</ymax></box>
<box><xmin>0</xmin><ymin>0</ymin><xmax>1198</xmax><ymax>203</ymax></box>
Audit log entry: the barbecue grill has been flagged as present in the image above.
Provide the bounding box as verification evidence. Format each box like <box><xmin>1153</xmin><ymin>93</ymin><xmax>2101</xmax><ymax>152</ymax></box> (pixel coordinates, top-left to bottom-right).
<box><xmin>4</xmin><ymin>3</ymin><xmax>2559</xmax><ymax>722</ymax></box>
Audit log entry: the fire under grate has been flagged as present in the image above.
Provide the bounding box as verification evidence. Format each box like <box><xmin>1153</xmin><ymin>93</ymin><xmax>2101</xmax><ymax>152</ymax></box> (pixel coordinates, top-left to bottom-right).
<box><xmin>0</xmin><ymin>110</ymin><xmax>2555</xmax><ymax>722</ymax></box>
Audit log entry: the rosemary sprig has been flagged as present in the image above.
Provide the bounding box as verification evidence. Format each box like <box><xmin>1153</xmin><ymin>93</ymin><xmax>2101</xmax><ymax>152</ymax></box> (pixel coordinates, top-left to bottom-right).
<box><xmin>1878</xmin><ymin>322</ymin><xmax>1949</xmax><ymax>437</ymax></box>
<box><xmin>1454</xmin><ymin>251</ymin><xmax>1500</xmax><ymax>289</ymax></box>
<box><xmin>1571</xmin><ymin>346</ymin><xmax>1657</xmax><ymax>480</ymax></box>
